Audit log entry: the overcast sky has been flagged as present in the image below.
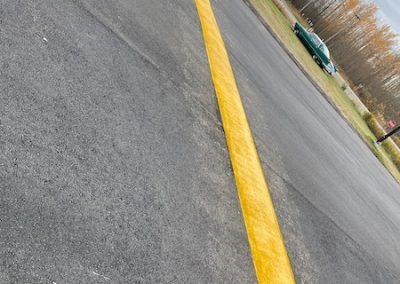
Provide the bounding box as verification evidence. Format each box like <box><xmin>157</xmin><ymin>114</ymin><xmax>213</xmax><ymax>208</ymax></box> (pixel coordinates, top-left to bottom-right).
<box><xmin>373</xmin><ymin>0</ymin><xmax>400</xmax><ymax>35</ymax></box>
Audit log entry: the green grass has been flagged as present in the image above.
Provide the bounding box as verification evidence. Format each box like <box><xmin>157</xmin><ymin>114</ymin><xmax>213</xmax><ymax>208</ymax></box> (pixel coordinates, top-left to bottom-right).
<box><xmin>250</xmin><ymin>0</ymin><xmax>400</xmax><ymax>183</ymax></box>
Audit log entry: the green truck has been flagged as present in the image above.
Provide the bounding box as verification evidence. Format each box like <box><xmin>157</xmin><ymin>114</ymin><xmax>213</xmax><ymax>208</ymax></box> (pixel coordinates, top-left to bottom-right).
<box><xmin>294</xmin><ymin>22</ymin><xmax>336</xmax><ymax>75</ymax></box>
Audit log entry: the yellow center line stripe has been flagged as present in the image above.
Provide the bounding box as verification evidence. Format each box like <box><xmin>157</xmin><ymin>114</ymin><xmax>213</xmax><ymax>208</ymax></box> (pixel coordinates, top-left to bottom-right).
<box><xmin>194</xmin><ymin>0</ymin><xmax>295</xmax><ymax>283</ymax></box>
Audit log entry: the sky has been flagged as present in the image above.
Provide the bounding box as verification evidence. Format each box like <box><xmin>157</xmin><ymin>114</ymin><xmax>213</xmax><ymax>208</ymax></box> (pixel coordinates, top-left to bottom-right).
<box><xmin>373</xmin><ymin>0</ymin><xmax>400</xmax><ymax>35</ymax></box>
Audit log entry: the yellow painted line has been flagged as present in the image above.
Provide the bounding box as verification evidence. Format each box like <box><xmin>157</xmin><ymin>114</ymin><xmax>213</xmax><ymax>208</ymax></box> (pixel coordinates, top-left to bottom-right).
<box><xmin>195</xmin><ymin>0</ymin><xmax>295</xmax><ymax>283</ymax></box>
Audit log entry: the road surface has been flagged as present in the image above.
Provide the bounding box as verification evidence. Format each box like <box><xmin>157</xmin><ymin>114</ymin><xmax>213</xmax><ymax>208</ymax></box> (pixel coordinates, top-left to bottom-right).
<box><xmin>0</xmin><ymin>1</ymin><xmax>255</xmax><ymax>283</ymax></box>
<box><xmin>1</xmin><ymin>0</ymin><xmax>400</xmax><ymax>283</ymax></box>
<box><xmin>212</xmin><ymin>0</ymin><xmax>400</xmax><ymax>282</ymax></box>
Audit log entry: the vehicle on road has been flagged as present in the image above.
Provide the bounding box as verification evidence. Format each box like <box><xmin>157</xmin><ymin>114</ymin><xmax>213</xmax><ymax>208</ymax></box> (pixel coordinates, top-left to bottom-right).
<box><xmin>293</xmin><ymin>22</ymin><xmax>336</xmax><ymax>75</ymax></box>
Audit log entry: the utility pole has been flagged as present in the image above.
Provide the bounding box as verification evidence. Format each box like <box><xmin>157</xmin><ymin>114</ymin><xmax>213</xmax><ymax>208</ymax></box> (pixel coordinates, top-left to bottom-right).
<box><xmin>377</xmin><ymin>125</ymin><xmax>400</xmax><ymax>143</ymax></box>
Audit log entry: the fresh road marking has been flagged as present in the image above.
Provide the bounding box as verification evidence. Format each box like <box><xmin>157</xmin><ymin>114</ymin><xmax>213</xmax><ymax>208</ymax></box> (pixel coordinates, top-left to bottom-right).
<box><xmin>195</xmin><ymin>0</ymin><xmax>295</xmax><ymax>283</ymax></box>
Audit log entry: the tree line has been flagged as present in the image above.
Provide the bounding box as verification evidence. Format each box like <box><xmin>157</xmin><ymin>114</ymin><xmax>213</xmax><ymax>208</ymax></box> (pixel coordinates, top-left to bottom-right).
<box><xmin>289</xmin><ymin>0</ymin><xmax>399</xmax><ymax>123</ymax></box>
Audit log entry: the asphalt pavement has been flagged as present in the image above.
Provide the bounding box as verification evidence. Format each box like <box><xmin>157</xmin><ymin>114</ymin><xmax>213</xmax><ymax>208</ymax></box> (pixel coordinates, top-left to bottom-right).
<box><xmin>2</xmin><ymin>0</ymin><xmax>400</xmax><ymax>283</ymax></box>
<box><xmin>0</xmin><ymin>1</ymin><xmax>256</xmax><ymax>283</ymax></box>
<box><xmin>212</xmin><ymin>0</ymin><xmax>400</xmax><ymax>282</ymax></box>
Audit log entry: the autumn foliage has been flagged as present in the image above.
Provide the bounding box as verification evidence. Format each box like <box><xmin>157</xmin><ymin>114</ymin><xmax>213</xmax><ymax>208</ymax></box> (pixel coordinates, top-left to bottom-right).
<box><xmin>290</xmin><ymin>0</ymin><xmax>399</xmax><ymax>122</ymax></box>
